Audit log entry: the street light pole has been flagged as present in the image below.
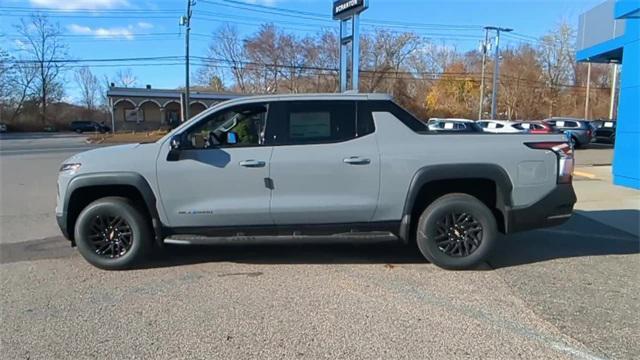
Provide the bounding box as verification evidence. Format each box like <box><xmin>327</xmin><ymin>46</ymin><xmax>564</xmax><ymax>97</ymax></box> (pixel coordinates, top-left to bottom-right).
<box><xmin>181</xmin><ymin>0</ymin><xmax>195</xmax><ymax>122</ymax></box>
<box><xmin>487</xmin><ymin>26</ymin><xmax>512</xmax><ymax>119</ymax></box>
<box><xmin>478</xmin><ymin>27</ymin><xmax>490</xmax><ymax>120</ymax></box>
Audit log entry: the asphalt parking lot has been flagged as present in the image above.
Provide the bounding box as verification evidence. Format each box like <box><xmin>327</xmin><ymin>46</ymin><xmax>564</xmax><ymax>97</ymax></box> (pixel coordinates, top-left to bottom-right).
<box><xmin>1</xmin><ymin>134</ymin><xmax>638</xmax><ymax>359</ymax></box>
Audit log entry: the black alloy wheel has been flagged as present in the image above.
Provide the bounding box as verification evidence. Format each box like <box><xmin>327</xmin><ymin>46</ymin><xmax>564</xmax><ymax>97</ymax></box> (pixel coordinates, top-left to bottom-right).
<box><xmin>88</xmin><ymin>215</ymin><xmax>133</xmax><ymax>259</ymax></box>
<box><xmin>415</xmin><ymin>193</ymin><xmax>498</xmax><ymax>270</ymax></box>
<box><xmin>433</xmin><ymin>212</ymin><xmax>483</xmax><ymax>257</ymax></box>
<box><xmin>75</xmin><ymin>197</ymin><xmax>152</xmax><ymax>270</ymax></box>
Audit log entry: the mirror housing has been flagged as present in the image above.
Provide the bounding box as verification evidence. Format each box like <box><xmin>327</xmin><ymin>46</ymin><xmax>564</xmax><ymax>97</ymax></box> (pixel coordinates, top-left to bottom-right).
<box><xmin>167</xmin><ymin>135</ymin><xmax>182</xmax><ymax>161</ymax></box>
<box><xmin>170</xmin><ymin>135</ymin><xmax>182</xmax><ymax>150</ymax></box>
<box><xmin>226</xmin><ymin>131</ymin><xmax>238</xmax><ymax>145</ymax></box>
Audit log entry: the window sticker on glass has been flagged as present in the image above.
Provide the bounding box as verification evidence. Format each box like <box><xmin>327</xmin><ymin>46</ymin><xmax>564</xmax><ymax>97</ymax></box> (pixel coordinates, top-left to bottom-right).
<box><xmin>290</xmin><ymin>112</ymin><xmax>331</xmax><ymax>139</ymax></box>
<box><xmin>521</xmin><ymin>123</ymin><xmax>531</xmax><ymax>129</ymax></box>
<box><xmin>604</xmin><ymin>121</ymin><xmax>614</xmax><ymax>127</ymax></box>
<box><xmin>556</xmin><ymin>121</ymin><xmax>565</xmax><ymax>127</ymax></box>
<box><xmin>444</xmin><ymin>122</ymin><xmax>454</xmax><ymax>129</ymax></box>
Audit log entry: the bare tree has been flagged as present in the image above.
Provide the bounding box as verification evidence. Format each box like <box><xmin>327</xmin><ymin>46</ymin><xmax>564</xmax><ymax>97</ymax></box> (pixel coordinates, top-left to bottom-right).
<box><xmin>74</xmin><ymin>66</ymin><xmax>100</xmax><ymax>110</ymax></box>
<box><xmin>1</xmin><ymin>44</ymin><xmax>38</xmax><ymax>123</ymax></box>
<box><xmin>15</xmin><ymin>14</ymin><xmax>68</xmax><ymax>124</ymax></box>
<box><xmin>205</xmin><ymin>24</ymin><xmax>248</xmax><ymax>92</ymax></box>
<box><xmin>6</xmin><ymin>63</ymin><xmax>38</xmax><ymax>122</ymax></box>
<box><xmin>113</xmin><ymin>68</ymin><xmax>138</xmax><ymax>88</ymax></box>
<box><xmin>538</xmin><ymin>21</ymin><xmax>575</xmax><ymax>116</ymax></box>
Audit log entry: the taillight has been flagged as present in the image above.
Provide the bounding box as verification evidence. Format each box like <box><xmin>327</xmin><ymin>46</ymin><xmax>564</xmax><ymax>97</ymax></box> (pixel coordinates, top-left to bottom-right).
<box><xmin>525</xmin><ymin>141</ymin><xmax>574</xmax><ymax>184</ymax></box>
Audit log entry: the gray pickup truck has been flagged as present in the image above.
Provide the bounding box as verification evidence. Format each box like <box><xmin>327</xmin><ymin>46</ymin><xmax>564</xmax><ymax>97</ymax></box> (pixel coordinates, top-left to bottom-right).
<box><xmin>56</xmin><ymin>93</ymin><xmax>576</xmax><ymax>270</ymax></box>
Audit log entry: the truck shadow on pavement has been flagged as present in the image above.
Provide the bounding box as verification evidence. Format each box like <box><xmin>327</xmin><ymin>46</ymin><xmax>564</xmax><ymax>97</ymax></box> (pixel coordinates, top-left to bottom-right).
<box><xmin>1</xmin><ymin>211</ymin><xmax>637</xmax><ymax>268</ymax></box>
<box><xmin>488</xmin><ymin>210</ymin><xmax>639</xmax><ymax>268</ymax></box>
<box><xmin>148</xmin><ymin>210</ymin><xmax>639</xmax><ymax>269</ymax></box>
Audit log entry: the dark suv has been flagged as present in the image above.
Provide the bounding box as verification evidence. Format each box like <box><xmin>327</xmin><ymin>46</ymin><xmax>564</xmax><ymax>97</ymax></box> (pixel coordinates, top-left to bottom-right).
<box><xmin>70</xmin><ymin>121</ymin><xmax>110</xmax><ymax>134</ymax></box>
<box><xmin>593</xmin><ymin>120</ymin><xmax>616</xmax><ymax>144</ymax></box>
<box><xmin>544</xmin><ymin>118</ymin><xmax>592</xmax><ymax>148</ymax></box>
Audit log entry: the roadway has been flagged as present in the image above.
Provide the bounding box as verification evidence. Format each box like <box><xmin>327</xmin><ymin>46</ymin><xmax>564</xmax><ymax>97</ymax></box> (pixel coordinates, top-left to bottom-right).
<box><xmin>0</xmin><ymin>133</ymin><xmax>637</xmax><ymax>359</ymax></box>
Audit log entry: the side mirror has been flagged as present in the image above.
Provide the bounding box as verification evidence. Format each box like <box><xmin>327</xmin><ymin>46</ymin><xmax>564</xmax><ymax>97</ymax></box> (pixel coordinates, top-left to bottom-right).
<box><xmin>170</xmin><ymin>135</ymin><xmax>182</xmax><ymax>150</ymax></box>
<box><xmin>168</xmin><ymin>135</ymin><xmax>182</xmax><ymax>161</ymax></box>
<box><xmin>226</xmin><ymin>131</ymin><xmax>238</xmax><ymax>145</ymax></box>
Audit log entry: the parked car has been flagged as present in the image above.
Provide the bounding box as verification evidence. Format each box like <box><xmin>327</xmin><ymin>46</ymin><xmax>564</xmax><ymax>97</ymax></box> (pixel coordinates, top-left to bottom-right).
<box><xmin>512</xmin><ymin>121</ymin><xmax>554</xmax><ymax>134</ymax></box>
<box><xmin>544</xmin><ymin>118</ymin><xmax>593</xmax><ymax>148</ymax></box>
<box><xmin>0</xmin><ymin>123</ymin><xmax>7</xmax><ymax>133</ymax></box>
<box><xmin>70</xmin><ymin>121</ymin><xmax>110</xmax><ymax>133</ymax></box>
<box><xmin>427</xmin><ymin>118</ymin><xmax>481</xmax><ymax>132</ymax></box>
<box><xmin>56</xmin><ymin>93</ymin><xmax>576</xmax><ymax>270</ymax></box>
<box><xmin>593</xmin><ymin>120</ymin><xmax>616</xmax><ymax>144</ymax></box>
<box><xmin>589</xmin><ymin>119</ymin><xmax>604</xmax><ymax>131</ymax></box>
<box><xmin>476</xmin><ymin>120</ymin><xmax>526</xmax><ymax>133</ymax></box>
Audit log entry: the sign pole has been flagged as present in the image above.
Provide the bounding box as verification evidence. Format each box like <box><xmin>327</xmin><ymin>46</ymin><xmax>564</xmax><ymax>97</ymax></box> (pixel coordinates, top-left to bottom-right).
<box><xmin>351</xmin><ymin>14</ymin><xmax>360</xmax><ymax>91</ymax></box>
<box><xmin>340</xmin><ymin>20</ymin><xmax>348</xmax><ymax>93</ymax></box>
<box><xmin>333</xmin><ymin>0</ymin><xmax>368</xmax><ymax>93</ymax></box>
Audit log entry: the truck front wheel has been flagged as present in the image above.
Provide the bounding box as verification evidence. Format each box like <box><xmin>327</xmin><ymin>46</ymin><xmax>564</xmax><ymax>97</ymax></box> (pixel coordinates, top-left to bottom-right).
<box><xmin>416</xmin><ymin>193</ymin><xmax>497</xmax><ymax>270</ymax></box>
<box><xmin>74</xmin><ymin>197</ymin><xmax>152</xmax><ymax>270</ymax></box>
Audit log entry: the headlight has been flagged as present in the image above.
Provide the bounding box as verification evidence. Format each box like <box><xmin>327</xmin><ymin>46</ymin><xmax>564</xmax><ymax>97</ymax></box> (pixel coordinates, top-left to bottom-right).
<box><xmin>59</xmin><ymin>163</ymin><xmax>81</xmax><ymax>172</ymax></box>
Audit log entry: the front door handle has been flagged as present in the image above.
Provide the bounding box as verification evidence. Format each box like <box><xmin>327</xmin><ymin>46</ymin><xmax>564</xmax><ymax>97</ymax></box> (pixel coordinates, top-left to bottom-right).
<box><xmin>239</xmin><ymin>159</ymin><xmax>266</xmax><ymax>168</ymax></box>
<box><xmin>343</xmin><ymin>156</ymin><xmax>371</xmax><ymax>165</ymax></box>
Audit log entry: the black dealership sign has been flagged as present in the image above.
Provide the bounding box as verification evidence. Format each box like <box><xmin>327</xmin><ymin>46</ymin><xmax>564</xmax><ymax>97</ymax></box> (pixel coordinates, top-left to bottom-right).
<box><xmin>332</xmin><ymin>0</ymin><xmax>368</xmax><ymax>20</ymax></box>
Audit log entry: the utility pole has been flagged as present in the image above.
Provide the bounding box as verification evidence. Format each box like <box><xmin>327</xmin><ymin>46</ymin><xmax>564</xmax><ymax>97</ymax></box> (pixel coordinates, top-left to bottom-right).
<box><xmin>181</xmin><ymin>0</ymin><xmax>195</xmax><ymax>121</ymax></box>
<box><xmin>609</xmin><ymin>63</ymin><xmax>618</xmax><ymax>120</ymax></box>
<box><xmin>478</xmin><ymin>27</ymin><xmax>490</xmax><ymax>120</ymax></box>
<box><xmin>486</xmin><ymin>26</ymin><xmax>512</xmax><ymax>119</ymax></box>
<box><xmin>584</xmin><ymin>62</ymin><xmax>591</xmax><ymax>120</ymax></box>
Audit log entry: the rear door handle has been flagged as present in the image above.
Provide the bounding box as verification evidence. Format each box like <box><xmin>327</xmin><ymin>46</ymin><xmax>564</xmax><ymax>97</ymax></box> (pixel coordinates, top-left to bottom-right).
<box><xmin>343</xmin><ymin>156</ymin><xmax>371</xmax><ymax>165</ymax></box>
<box><xmin>239</xmin><ymin>160</ymin><xmax>266</xmax><ymax>168</ymax></box>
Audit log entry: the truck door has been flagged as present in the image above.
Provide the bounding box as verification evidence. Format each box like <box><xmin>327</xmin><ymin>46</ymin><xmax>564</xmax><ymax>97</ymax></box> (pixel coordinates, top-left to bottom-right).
<box><xmin>267</xmin><ymin>100</ymin><xmax>380</xmax><ymax>224</ymax></box>
<box><xmin>156</xmin><ymin>103</ymin><xmax>274</xmax><ymax>228</ymax></box>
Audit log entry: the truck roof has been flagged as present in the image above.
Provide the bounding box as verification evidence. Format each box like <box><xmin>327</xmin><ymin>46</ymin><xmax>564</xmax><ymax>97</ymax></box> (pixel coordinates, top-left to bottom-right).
<box><xmin>227</xmin><ymin>92</ymin><xmax>393</xmax><ymax>103</ymax></box>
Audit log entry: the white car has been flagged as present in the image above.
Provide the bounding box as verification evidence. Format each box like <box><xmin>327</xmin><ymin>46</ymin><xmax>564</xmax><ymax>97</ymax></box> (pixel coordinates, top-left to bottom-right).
<box><xmin>427</xmin><ymin>118</ymin><xmax>479</xmax><ymax>132</ymax></box>
<box><xmin>476</xmin><ymin>120</ymin><xmax>525</xmax><ymax>134</ymax></box>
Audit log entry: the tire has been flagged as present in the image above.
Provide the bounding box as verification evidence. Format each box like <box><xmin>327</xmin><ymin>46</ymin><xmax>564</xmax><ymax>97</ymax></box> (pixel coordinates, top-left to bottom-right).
<box><xmin>415</xmin><ymin>193</ymin><xmax>498</xmax><ymax>270</ymax></box>
<box><xmin>570</xmin><ymin>136</ymin><xmax>581</xmax><ymax>149</ymax></box>
<box><xmin>74</xmin><ymin>197</ymin><xmax>152</xmax><ymax>270</ymax></box>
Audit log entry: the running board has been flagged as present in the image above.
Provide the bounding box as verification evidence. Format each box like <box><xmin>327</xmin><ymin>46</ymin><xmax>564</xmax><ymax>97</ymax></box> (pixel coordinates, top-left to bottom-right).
<box><xmin>164</xmin><ymin>232</ymin><xmax>397</xmax><ymax>245</ymax></box>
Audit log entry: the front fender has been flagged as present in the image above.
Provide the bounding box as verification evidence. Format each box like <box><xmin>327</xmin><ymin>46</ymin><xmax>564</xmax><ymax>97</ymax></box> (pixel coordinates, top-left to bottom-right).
<box><xmin>61</xmin><ymin>172</ymin><xmax>163</xmax><ymax>245</ymax></box>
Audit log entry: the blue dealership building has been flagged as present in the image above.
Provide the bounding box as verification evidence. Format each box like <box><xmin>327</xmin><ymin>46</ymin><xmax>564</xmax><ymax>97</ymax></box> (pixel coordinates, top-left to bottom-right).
<box><xmin>577</xmin><ymin>0</ymin><xmax>639</xmax><ymax>189</ymax></box>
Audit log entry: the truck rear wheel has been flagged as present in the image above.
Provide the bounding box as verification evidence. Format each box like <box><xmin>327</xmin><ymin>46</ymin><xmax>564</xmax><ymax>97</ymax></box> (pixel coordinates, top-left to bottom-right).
<box><xmin>74</xmin><ymin>197</ymin><xmax>152</xmax><ymax>270</ymax></box>
<box><xmin>416</xmin><ymin>193</ymin><xmax>497</xmax><ymax>270</ymax></box>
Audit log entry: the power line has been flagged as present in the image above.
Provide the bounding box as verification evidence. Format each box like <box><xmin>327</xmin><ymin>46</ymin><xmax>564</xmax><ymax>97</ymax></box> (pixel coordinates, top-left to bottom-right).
<box><xmin>6</xmin><ymin>55</ymin><xmax>607</xmax><ymax>90</ymax></box>
<box><xmin>0</xmin><ymin>6</ymin><xmax>181</xmax><ymax>12</ymax></box>
<box><xmin>7</xmin><ymin>56</ymin><xmax>183</xmax><ymax>64</ymax></box>
<box><xmin>199</xmin><ymin>0</ymin><xmax>484</xmax><ymax>31</ymax></box>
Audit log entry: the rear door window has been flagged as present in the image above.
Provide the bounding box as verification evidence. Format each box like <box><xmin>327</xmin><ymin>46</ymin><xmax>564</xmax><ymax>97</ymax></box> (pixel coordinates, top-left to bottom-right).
<box><xmin>271</xmin><ymin>101</ymin><xmax>356</xmax><ymax>145</ymax></box>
